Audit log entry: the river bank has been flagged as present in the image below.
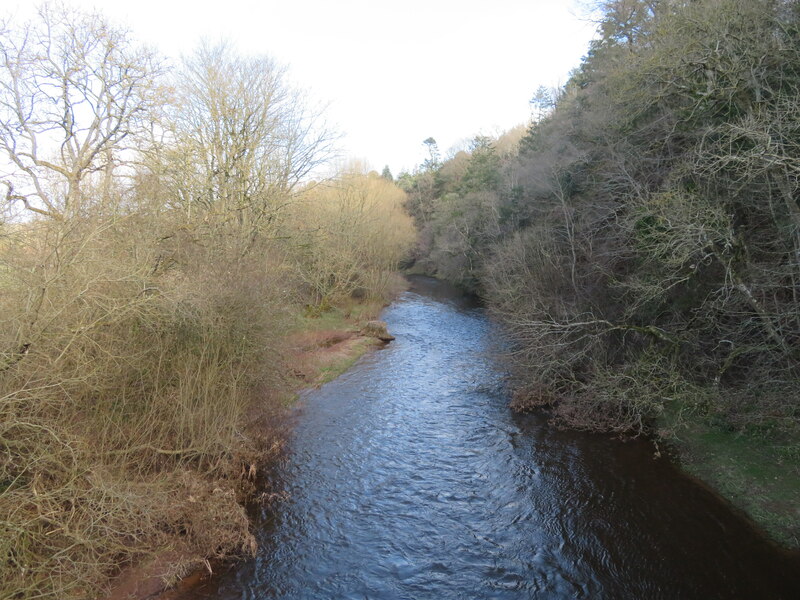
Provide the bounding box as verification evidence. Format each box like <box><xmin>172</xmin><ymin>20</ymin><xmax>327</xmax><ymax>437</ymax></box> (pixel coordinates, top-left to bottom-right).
<box><xmin>508</xmin><ymin>372</ymin><xmax>800</xmax><ymax>551</ymax></box>
<box><xmin>105</xmin><ymin>289</ymin><xmax>403</xmax><ymax>600</ymax></box>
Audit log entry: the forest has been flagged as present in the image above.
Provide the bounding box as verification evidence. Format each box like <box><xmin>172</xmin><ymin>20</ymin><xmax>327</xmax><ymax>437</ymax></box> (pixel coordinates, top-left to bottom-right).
<box><xmin>402</xmin><ymin>0</ymin><xmax>799</xmax><ymax>546</ymax></box>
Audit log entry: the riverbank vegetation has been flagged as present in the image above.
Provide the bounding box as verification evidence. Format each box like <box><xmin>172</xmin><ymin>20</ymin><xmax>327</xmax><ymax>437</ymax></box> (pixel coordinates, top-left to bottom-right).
<box><xmin>0</xmin><ymin>5</ymin><xmax>413</xmax><ymax>598</ymax></box>
<box><xmin>402</xmin><ymin>0</ymin><xmax>799</xmax><ymax>546</ymax></box>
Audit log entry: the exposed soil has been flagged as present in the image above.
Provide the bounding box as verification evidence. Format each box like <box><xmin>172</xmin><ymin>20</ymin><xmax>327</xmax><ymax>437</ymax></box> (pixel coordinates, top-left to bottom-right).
<box><xmin>105</xmin><ymin>552</ymin><xmax>195</xmax><ymax>600</ymax></box>
<box><xmin>286</xmin><ymin>328</ymin><xmax>369</xmax><ymax>385</ymax></box>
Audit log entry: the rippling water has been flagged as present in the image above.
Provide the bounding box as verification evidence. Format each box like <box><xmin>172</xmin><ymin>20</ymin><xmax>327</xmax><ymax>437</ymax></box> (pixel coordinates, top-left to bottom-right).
<box><xmin>183</xmin><ymin>276</ymin><xmax>800</xmax><ymax>599</ymax></box>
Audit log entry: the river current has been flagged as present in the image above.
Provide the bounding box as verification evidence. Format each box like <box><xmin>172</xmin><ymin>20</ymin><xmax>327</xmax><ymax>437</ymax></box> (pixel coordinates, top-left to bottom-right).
<box><xmin>182</xmin><ymin>276</ymin><xmax>800</xmax><ymax>599</ymax></box>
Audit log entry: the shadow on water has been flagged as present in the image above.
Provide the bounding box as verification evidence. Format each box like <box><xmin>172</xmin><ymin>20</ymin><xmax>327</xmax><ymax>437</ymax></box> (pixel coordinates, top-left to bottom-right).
<box><xmin>404</xmin><ymin>274</ymin><xmax>482</xmax><ymax>309</ymax></box>
<box><xmin>179</xmin><ymin>275</ymin><xmax>800</xmax><ymax>599</ymax></box>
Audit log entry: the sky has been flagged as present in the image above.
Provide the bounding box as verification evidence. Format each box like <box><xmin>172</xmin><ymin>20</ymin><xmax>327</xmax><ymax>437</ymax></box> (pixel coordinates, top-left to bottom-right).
<box><xmin>3</xmin><ymin>0</ymin><xmax>598</xmax><ymax>176</ymax></box>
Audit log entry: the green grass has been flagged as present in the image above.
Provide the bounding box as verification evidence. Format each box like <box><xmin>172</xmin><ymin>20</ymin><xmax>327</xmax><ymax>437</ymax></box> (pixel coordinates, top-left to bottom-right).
<box><xmin>294</xmin><ymin>299</ymin><xmax>384</xmax><ymax>334</ymax></box>
<box><xmin>297</xmin><ymin>306</ymin><xmax>351</xmax><ymax>330</ymax></box>
<box><xmin>674</xmin><ymin>422</ymin><xmax>800</xmax><ymax>548</ymax></box>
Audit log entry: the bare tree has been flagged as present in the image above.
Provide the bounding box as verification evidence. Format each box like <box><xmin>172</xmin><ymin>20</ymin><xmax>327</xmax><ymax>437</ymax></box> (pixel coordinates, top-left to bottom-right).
<box><xmin>0</xmin><ymin>2</ymin><xmax>161</xmax><ymax>219</ymax></box>
<box><xmin>162</xmin><ymin>42</ymin><xmax>336</xmax><ymax>249</ymax></box>
<box><xmin>289</xmin><ymin>168</ymin><xmax>415</xmax><ymax>307</ymax></box>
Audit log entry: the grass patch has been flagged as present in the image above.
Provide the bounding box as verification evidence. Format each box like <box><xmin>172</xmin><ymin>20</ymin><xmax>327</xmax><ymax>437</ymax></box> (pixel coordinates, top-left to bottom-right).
<box><xmin>315</xmin><ymin>337</ymin><xmax>381</xmax><ymax>386</ymax></box>
<box><xmin>295</xmin><ymin>298</ymin><xmax>386</xmax><ymax>332</ymax></box>
<box><xmin>673</xmin><ymin>422</ymin><xmax>800</xmax><ymax>548</ymax></box>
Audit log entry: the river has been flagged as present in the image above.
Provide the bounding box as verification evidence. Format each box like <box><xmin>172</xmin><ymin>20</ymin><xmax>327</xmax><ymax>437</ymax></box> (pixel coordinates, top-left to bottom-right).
<box><xmin>181</xmin><ymin>276</ymin><xmax>800</xmax><ymax>599</ymax></box>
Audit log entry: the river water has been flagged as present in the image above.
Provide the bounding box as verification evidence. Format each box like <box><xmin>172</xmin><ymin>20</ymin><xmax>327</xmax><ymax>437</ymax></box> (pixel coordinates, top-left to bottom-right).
<box><xmin>184</xmin><ymin>276</ymin><xmax>800</xmax><ymax>599</ymax></box>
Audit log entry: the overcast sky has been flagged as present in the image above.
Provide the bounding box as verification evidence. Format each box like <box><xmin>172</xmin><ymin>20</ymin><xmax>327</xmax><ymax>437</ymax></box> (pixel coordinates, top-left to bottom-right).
<box><xmin>4</xmin><ymin>0</ymin><xmax>597</xmax><ymax>175</ymax></box>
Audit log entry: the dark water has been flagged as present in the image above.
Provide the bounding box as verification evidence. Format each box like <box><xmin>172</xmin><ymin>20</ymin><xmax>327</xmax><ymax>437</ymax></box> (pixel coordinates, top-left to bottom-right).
<box><xmin>184</xmin><ymin>276</ymin><xmax>800</xmax><ymax>599</ymax></box>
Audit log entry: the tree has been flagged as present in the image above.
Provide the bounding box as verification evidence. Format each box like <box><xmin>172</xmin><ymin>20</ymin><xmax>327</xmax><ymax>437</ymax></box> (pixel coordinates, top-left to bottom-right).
<box><xmin>0</xmin><ymin>2</ymin><xmax>161</xmax><ymax>219</ymax></box>
<box><xmin>381</xmin><ymin>165</ymin><xmax>393</xmax><ymax>181</ymax></box>
<box><xmin>459</xmin><ymin>136</ymin><xmax>501</xmax><ymax>193</ymax></box>
<box><xmin>595</xmin><ymin>0</ymin><xmax>661</xmax><ymax>49</ymax></box>
<box><xmin>530</xmin><ymin>85</ymin><xmax>559</xmax><ymax>123</ymax></box>
<box><xmin>161</xmin><ymin>42</ymin><xmax>336</xmax><ymax>248</ymax></box>
<box><xmin>289</xmin><ymin>169</ymin><xmax>415</xmax><ymax>307</ymax></box>
<box><xmin>422</xmin><ymin>136</ymin><xmax>440</xmax><ymax>170</ymax></box>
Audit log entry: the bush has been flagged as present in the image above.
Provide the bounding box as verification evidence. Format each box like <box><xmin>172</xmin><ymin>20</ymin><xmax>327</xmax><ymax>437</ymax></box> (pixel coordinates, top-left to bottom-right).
<box><xmin>0</xmin><ymin>213</ymin><xmax>289</xmax><ymax>598</ymax></box>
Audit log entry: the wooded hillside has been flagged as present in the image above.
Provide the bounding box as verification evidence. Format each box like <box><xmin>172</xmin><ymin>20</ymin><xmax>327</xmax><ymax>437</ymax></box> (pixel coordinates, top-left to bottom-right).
<box><xmin>403</xmin><ymin>0</ymin><xmax>799</xmax><ymax>544</ymax></box>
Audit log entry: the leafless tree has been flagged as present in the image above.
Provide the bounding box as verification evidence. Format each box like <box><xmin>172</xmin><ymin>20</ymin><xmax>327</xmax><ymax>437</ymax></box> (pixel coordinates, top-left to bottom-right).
<box><xmin>161</xmin><ymin>42</ymin><xmax>337</xmax><ymax>250</ymax></box>
<box><xmin>0</xmin><ymin>2</ymin><xmax>161</xmax><ymax>219</ymax></box>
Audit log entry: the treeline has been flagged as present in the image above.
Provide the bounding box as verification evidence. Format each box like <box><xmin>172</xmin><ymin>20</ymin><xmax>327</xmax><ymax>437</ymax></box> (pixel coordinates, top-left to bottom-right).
<box><xmin>403</xmin><ymin>0</ymin><xmax>800</xmax><ymax>447</ymax></box>
<box><xmin>0</xmin><ymin>5</ymin><xmax>413</xmax><ymax>598</ymax></box>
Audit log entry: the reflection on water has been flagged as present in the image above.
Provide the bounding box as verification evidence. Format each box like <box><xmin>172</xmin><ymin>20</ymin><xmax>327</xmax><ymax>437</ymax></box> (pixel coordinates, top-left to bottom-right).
<box><xmin>182</xmin><ymin>276</ymin><xmax>800</xmax><ymax>599</ymax></box>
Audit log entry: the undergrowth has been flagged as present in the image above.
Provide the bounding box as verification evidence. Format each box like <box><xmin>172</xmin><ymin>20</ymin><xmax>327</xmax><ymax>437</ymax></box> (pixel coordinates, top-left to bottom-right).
<box><xmin>0</xmin><ymin>216</ymin><xmax>291</xmax><ymax>598</ymax></box>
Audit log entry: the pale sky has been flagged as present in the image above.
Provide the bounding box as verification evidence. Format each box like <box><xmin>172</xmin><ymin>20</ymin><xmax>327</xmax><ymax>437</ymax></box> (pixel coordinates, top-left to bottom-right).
<box><xmin>4</xmin><ymin>0</ymin><xmax>597</xmax><ymax>175</ymax></box>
